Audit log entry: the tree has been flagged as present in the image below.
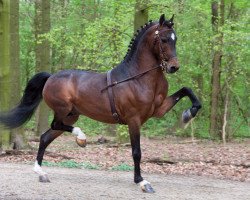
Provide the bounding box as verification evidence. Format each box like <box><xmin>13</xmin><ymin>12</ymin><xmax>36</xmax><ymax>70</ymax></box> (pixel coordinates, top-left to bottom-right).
<box><xmin>134</xmin><ymin>0</ymin><xmax>149</xmax><ymax>33</ymax></box>
<box><xmin>209</xmin><ymin>0</ymin><xmax>224</xmax><ymax>138</ymax></box>
<box><xmin>34</xmin><ymin>0</ymin><xmax>51</xmax><ymax>136</ymax></box>
<box><xmin>0</xmin><ymin>0</ymin><xmax>11</xmax><ymax>148</ymax></box>
<box><xmin>9</xmin><ymin>0</ymin><xmax>25</xmax><ymax>149</ymax></box>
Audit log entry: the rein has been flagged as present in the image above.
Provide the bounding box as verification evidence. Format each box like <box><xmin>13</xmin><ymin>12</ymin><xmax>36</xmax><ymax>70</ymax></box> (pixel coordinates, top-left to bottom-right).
<box><xmin>101</xmin><ymin>24</ymin><xmax>176</xmax><ymax>124</ymax></box>
<box><xmin>101</xmin><ymin>65</ymin><xmax>162</xmax><ymax>93</ymax></box>
<box><xmin>101</xmin><ymin>26</ymin><xmax>170</xmax><ymax>93</ymax></box>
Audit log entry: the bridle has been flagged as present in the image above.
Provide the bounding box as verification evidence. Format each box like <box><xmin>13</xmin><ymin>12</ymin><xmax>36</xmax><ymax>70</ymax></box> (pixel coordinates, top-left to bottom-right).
<box><xmin>101</xmin><ymin>25</ymin><xmax>177</xmax><ymax>92</ymax></box>
<box><xmin>102</xmin><ymin>24</ymin><xmax>177</xmax><ymax>124</ymax></box>
<box><xmin>155</xmin><ymin>27</ymin><xmax>177</xmax><ymax>71</ymax></box>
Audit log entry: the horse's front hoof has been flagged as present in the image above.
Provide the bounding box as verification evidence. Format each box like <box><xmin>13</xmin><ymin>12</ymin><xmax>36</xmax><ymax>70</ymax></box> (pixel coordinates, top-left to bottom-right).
<box><xmin>39</xmin><ymin>174</ymin><xmax>50</xmax><ymax>183</ymax></box>
<box><xmin>182</xmin><ymin>109</ymin><xmax>192</xmax><ymax>123</ymax></box>
<box><xmin>76</xmin><ymin>138</ymin><xmax>87</xmax><ymax>147</ymax></box>
<box><xmin>142</xmin><ymin>183</ymin><xmax>155</xmax><ymax>193</ymax></box>
<box><xmin>139</xmin><ymin>180</ymin><xmax>155</xmax><ymax>193</ymax></box>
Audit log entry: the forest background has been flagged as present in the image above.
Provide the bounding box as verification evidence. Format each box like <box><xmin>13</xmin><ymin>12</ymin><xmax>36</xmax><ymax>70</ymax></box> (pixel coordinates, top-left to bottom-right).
<box><xmin>0</xmin><ymin>0</ymin><xmax>249</xmax><ymax>149</ymax></box>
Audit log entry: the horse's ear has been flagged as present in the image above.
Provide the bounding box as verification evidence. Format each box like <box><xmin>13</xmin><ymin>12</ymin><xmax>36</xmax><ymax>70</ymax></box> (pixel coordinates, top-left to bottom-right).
<box><xmin>170</xmin><ymin>14</ymin><xmax>174</xmax><ymax>23</ymax></box>
<box><xmin>159</xmin><ymin>14</ymin><xmax>165</xmax><ymax>26</ymax></box>
<box><xmin>166</xmin><ymin>14</ymin><xmax>175</xmax><ymax>28</ymax></box>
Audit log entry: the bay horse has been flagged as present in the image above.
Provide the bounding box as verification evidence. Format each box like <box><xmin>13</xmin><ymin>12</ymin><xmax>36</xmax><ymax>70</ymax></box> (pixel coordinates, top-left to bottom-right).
<box><xmin>0</xmin><ymin>14</ymin><xmax>201</xmax><ymax>193</ymax></box>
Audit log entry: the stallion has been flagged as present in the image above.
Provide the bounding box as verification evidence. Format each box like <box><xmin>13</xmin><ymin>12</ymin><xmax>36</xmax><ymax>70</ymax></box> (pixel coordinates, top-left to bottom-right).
<box><xmin>0</xmin><ymin>14</ymin><xmax>201</xmax><ymax>193</ymax></box>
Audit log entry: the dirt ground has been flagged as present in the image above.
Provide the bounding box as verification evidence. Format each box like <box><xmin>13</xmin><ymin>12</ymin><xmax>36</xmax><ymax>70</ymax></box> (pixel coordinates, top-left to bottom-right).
<box><xmin>0</xmin><ymin>136</ymin><xmax>249</xmax><ymax>182</ymax></box>
<box><xmin>0</xmin><ymin>162</ymin><xmax>249</xmax><ymax>200</ymax></box>
<box><xmin>0</xmin><ymin>136</ymin><xmax>249</xmax><ymax>199</ymax></box>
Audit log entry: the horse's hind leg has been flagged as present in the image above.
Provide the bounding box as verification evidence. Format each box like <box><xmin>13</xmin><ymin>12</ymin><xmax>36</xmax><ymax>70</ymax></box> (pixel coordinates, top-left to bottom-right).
<box><xmin>51</xmin><ymin>114</ymin><xmax>87</xmax><ymax>147</ymax></box>
<box><xmin>34</xmin><ymin>129</ymin><xmax>63</xmax><ymax>182</ymax></box>
<box><xmin>34</xmin><ymin>114</ymin><xmax>80</xmax><ymax>182</ymax></box>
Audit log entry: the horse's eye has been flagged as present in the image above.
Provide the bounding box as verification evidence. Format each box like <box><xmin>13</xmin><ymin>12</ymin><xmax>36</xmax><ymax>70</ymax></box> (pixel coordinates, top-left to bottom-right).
<box><xmin>161</xmin><ymin>38</ymin><xmax>168</xmax><ymax>43</ymax></box>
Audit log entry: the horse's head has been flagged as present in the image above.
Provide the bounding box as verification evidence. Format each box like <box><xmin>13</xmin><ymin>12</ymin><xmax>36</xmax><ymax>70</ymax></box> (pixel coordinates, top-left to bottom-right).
<box><xmin>153</xmin><ymin>14</ymin><xmax>179</xmax><ymax>74</ymax></box>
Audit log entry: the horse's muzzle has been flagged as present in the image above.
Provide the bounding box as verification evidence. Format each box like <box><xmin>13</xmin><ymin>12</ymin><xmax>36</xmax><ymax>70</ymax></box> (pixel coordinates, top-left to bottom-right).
<box><xmin>166</xmin><ymin>57</ymin><xmax>179</xmax><ymax>74</ymax></box>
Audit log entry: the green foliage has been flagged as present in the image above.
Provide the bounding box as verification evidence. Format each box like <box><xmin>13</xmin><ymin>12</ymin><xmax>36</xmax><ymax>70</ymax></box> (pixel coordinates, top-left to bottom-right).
<box><xmin>111</xmin><ymin>163</ymin><xmax>134</xmax><ymax>171</ymax></box>
<box><xmin>42</xmin><ymin>160</ymin><xmax>100</xmax><ymax>170</ymax></box>
<box><xmin>18</xmin><ymin>0</ymin><xmax>249</xmax><ymax>139</ymax></box>
<box><xmin>116</xmin><ymin>125</ymin><xmax>130</xmax><ymax>143</ymax></box>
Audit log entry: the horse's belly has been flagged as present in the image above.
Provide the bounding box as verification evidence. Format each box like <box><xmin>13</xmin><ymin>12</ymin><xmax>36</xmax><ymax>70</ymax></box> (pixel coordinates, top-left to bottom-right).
<box><xmin>73</xmin><ymin>93</ymin><xmax>116</xmax><ymax>124</ymax></box>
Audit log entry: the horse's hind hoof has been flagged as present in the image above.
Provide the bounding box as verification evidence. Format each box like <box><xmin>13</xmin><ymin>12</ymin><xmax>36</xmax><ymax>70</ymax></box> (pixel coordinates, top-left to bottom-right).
<box><xmin>182</xmin><ymin>109</ymin><xmax>192</xmax><ymax>123</ymax></box>
<box><xmin>39</xmin><ymin>174</ymin><xmax>50</xmax><ymax>183</ymax></box>
<box><xmin>76</xmin><ymin>138</ymin><xmax>87</xmax><ymax>147</ymax></box>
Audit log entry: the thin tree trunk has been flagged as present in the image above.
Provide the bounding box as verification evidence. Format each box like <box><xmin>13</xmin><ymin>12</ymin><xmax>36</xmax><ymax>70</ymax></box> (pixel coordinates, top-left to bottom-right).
<box><xmin>9</xmin><ymin>0</ymin><xmax>25</xmax><ymax>149</ymax></box>
<box><xmin>0</xmin><ymin>0</ymin><xmax>11</xmax><ymax>149</ymax></box>
<box><xmin>209</xmin><ymin>0</ymin><xmax>224</xmax><ymax>138</ymax></box>
<box><xmin>59</xmin><ymin>0</ymin><xmax>66</xmax><ymax>70</ymax></box>
<box><xmin>35</xmin><ymin>0</ymin><xmax>51</xmax><ymax>136</ymax></box>
<box><xmin>134</xmin><ymin>0</ymin><xmax>149</xmax><ymax>33</ymax></box>
<box><xmin>222</xmin><ymin>85</ymin><xmax>229</xmax><ymax>145</ymax></box>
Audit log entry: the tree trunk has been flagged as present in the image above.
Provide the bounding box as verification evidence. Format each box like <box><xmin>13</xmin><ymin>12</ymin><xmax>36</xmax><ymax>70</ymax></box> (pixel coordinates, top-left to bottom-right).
<box><xmin>134</xmin><ymin>0</ymin><xmax>149</xmax><ymax>33</ymax></box>
<box><xmin>0</xmin><ymin>0</ymin><xmax>11</xmax><ymax>149</ymax></box>
<box><xmin>59</xmin><ymin>0</ymin><xmax>66</xmax><ymax>70</ymax></box>
<box><xmin>35</xmin><ymin>0</ymin><xmax>51</xmax><ymax>136</ymax></box>
<box><xmin>9</xmin><ymin>0</ymin><xmax>25</xmax><ymax>149</ymax></box>
<box><xmin>222</xmin><ymin>84</ymin><xmax>229</xmax><ymax>144</ymax></box>
<box><xmin>209</xmin><ymin>0</ymin><xmax>224</xmax><ymax>138</ymax></box>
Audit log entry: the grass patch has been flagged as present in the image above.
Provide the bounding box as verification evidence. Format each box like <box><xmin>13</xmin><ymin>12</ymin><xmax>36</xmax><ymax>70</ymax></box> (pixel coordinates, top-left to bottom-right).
<box><xmin>42</xmin><ymin>160</ymin><xmax>100</xmax><ymax>170</ymax></box>
<box><xmin>111</xmin><ymin>163</ymin><xmax>134</xmax><ymax>171</ymax></box>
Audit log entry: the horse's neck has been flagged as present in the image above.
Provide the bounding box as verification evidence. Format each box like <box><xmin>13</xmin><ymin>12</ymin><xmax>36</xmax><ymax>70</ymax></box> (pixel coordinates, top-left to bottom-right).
<box><xmin>113</xmin><ymin>41</ymin><xmax>160</xmax><ymax>81</ymax></box>
<box><xmin>131</xmin><ymin>49</ymin><xmax>159</xmax><ymax>73</ymax></box>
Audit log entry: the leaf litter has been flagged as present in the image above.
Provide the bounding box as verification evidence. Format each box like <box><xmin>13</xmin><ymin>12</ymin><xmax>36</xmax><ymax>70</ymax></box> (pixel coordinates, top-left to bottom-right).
<box><xmin>0</xmin><ymin>135</ymin><xmax>249</xmax><ymax>182</ymax></box>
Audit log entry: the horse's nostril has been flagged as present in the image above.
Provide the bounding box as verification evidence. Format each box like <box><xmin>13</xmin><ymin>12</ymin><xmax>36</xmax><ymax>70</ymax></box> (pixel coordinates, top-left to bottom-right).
<box><xmin>170</xmin><ymin>66</ymin><xmax>178</xmax><ymax>73</ymax></box>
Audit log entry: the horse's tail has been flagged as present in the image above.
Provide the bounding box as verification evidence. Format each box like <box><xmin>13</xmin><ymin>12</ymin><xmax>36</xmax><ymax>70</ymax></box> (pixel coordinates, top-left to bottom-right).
<box><xmin>0</xmin><ymin>72</ymin><xmax>51</xmax><ymax>129</ymax></box>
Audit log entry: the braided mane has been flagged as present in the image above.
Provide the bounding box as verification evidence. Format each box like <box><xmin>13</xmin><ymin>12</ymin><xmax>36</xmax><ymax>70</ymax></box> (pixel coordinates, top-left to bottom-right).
<box><xmin>123</xmin><ymin>20</ymin><xmax>156</xmax><ymax>62</ymax></box>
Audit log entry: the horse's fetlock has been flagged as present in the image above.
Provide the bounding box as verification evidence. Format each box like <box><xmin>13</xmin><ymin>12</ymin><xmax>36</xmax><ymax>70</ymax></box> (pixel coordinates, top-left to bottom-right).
<box><xmin>50</xmin><ymin>121</ymin><xmax>56</xmax><ymax>130</ymax></box>
<box><xmin>134</xmin><ymin>176</ymin><xmax>143</xmax><ymax>184</ymax></box>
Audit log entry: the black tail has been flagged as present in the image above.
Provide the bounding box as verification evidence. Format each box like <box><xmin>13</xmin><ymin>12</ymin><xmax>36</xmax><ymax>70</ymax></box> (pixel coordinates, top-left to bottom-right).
<box><xmin>0</xmin><ymin>72</ymin><xmax>51</xmax><ymax>129</ymax></box>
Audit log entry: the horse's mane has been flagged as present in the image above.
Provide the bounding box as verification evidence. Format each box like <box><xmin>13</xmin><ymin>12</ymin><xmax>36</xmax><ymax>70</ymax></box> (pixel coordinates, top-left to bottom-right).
<box><xmin>123</xmin><ymin>20</ymin><xmax>156</xmax><ymax>63</ymax></box>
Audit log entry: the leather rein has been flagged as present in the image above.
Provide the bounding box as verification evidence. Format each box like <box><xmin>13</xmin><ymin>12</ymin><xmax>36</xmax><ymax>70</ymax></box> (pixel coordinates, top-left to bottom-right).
<box><xmin>100</xmin><ymin>65</ymin><xmax>162</xmax><ymax>93</ymax></box>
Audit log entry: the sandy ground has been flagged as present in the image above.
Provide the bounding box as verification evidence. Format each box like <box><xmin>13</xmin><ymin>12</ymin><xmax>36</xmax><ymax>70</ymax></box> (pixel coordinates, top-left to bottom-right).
<box><xmin>0</xmin><ymin>162</ymin><xmax>249</xmax><ymax>200</ymax></box>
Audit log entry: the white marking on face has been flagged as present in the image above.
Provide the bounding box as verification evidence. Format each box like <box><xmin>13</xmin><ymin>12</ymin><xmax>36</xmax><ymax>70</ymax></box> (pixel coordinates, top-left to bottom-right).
<box><xmin>72</xmin><ymin>127</ymin><xmax>86</xmax><ymax>140</ymax></box>
<box><xmin>171</xmin><ymin>33</ymin><xmax>175</xmax><ymax>40</ymax></box>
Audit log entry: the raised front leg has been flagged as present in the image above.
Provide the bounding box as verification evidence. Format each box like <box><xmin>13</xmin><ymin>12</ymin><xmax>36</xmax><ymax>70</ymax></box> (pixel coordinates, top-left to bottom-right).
<box><xmin>128</xmin><ymin>120</ymin><xmax>155</xmax><ymax>193</ymax></box>
<box><xmin>154</xmin><ymin>87</ymin><xmax>202</xmax><ymax>123</ymax></box>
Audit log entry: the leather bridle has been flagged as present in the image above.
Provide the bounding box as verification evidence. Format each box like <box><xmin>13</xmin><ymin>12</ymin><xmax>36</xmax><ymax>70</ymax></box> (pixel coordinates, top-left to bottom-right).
<box><xmin>102</xmin><ymin>26</ymin><xmax>176</xmax><ymax>92</ymax></box>
<box><xmin>102</xmin><ymin>26</ymin><xmax>177</xmax><ymax>124</ymax></box>
<box><xmin>155</xmin><ymin>27</ymin><xmax>177</xmax><ymax>71</ymax></box>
